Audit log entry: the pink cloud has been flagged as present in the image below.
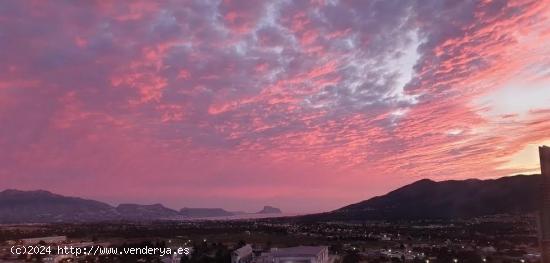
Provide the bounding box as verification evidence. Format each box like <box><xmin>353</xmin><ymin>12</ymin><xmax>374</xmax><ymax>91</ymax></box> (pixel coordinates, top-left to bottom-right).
<box><xmin>0</xmin><ymin>0</ymin><xmax>549</xmax><ymax>212</ymax></box>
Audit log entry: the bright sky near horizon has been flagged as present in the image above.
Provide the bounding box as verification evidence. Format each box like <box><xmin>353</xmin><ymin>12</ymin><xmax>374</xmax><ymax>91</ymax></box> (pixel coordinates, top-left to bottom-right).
<box><xmin>1</xmin><ymin>0</ymin><xmax>550</xmax><ymax>213</ymax></box>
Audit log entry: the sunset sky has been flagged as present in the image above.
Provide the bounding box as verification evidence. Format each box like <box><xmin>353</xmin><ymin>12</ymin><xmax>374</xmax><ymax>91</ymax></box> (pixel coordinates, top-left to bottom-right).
<box><xmin>1</xmin><ymin>0</ymin><xmax>550</xmax><ymax>213</ymax></box>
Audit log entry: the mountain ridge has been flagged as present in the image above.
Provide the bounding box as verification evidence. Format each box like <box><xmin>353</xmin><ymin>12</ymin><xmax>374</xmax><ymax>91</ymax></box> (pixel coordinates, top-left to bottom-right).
<box><xmin>299</xmin><ymin>174</ymin><xmax>541</xmax><ymax>221</ymax></box>
<box><xmin>0</xmin><ymin>189</ymin><xmax>283</xmax><ymax>223</ymax></box>
<box><xmin>257</xmin><ymin>205</ymin><xmax>282</xmax><ymax>214</ymax></box>
<box><xmin>1</xmin><ymin>174</ymin><xmax>541</xmax><ymax>223</ymax></box>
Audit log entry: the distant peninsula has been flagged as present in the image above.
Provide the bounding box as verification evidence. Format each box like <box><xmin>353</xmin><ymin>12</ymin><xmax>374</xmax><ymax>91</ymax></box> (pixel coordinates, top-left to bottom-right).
<box><xmin>257</xmin><ymin>206</ymin><xmax>282</xmax><ymax>214</ymax></box>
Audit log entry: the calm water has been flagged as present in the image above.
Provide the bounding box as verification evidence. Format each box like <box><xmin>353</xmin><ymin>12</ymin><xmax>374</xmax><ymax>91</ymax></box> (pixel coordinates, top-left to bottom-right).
<box><xmin>184</xmin><ymin>213</ymin><xmax>301</xmax><ymax>221</ymax></box>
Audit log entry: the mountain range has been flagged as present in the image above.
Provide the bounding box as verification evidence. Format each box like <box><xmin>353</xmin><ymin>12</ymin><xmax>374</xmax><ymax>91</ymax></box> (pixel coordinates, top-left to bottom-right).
<box><xmin>0</xmin><ymin>174</ymin><xmax>542</xmax><ymax>223</ymax></box>
<box><xmin>0</xmin><ymin>189</ymin><xmax>281</xmax><ymax>223</ymax></box>
<box><xmin>300</xmin><ymin>174</ymin><xmax>541</xmax><ymax>221</ymax></box>
<box><xmin>258</xmin><ymin>206</ymin><xmax>283</xmax><ymax>214</ymax></box>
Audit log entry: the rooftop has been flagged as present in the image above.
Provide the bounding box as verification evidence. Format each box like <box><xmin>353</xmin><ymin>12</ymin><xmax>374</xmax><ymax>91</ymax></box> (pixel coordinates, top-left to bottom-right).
<box><xmin>270</xmin><ymin>246</ymin><xmax>328</xmax><ymax>257</ymax></box>
<box><xmin>233</xmin><ymin>244</ymin><xmax>253</xmax><ymax>257</ymax></box>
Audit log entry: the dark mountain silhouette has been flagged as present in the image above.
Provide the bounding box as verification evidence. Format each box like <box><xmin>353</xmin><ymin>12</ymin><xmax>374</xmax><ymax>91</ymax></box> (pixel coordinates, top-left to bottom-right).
<box><xmin>0</xmin><ymin>189</ymin><xmax>119</xmax><ymax>223</ymax></box>
<box><xmin>302</xmin><ymin>174</ymin><xmax>541</xmax><ymax>221</ymax></box>
<box><xmin>0</xmin><ymin>190</ymin><xmax>182</xmax><ymax>223</ymax></box>
<box><xmin>116</xmin><ymin>203</ymin><xmax>181</xmax><ymax>220</ymax></box>
<box><xmin>0</xmin><ymin>189</ymin><xmax>285</xmax><ymax>222</ymax></box>
<box><xmin>257</xmin><ymin>206</ymin><xmax>282</xmax><ymax>214</ymax></box>
<box><xmin>1</xmin><ymin>174</ymin><xmax>542</xmax><ymax>223</ymax></box>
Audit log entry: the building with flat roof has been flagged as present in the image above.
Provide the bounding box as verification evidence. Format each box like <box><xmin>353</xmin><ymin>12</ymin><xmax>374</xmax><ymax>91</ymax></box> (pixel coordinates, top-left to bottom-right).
<box><xmin>232</xmin><ymin>244</ymin><xmax>253</xmax><ymax>263</ymax></box>
<box><xmin>262</xmin><ymin>246</ymin><xmax>329</xmax><ymax>263</ymax></box>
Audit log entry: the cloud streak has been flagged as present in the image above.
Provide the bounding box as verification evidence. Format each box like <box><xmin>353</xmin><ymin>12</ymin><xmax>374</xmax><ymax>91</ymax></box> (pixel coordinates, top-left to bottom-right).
<box><xmin>0</xmin><ymin>0</ymin><xmax>549</xmax><ymax>212</ymax></box>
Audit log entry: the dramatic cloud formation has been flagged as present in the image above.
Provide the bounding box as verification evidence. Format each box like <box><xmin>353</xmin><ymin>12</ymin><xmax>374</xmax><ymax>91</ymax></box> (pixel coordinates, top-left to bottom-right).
<box><xmin>1</xmin><ymin>0</ymin><xmax>549</xmax><ymax>212</ymax></box>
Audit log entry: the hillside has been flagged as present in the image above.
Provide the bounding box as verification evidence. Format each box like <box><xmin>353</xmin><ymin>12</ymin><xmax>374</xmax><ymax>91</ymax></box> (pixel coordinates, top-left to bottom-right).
<box><xmin>0</xmin><ymin>189</ymin><xmax>119</xmax><ymax>223</ymax></box>
<box><xmin>303</xmin><ymin>174</ymin><xmax>541</xmax><ymax>221</ymax></box>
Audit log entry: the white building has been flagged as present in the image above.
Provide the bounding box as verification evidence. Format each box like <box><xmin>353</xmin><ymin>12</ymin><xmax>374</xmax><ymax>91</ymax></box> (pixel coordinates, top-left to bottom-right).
<box><xmin>232</xmin><ymin>244</ymin><xmax>254</xmax><ymax>263</ymax></box>
<box><xmin>263</xmin><ymin>246</ymin><xmax>329</xmax><ymax>263</ymax></box>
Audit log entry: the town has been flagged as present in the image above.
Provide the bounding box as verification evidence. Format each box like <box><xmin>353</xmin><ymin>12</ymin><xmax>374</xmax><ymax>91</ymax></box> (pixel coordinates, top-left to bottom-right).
<box><xmin>0</xmin><ymin>214</ymin><xmax>541</xmax><ymax>263</ymax></box>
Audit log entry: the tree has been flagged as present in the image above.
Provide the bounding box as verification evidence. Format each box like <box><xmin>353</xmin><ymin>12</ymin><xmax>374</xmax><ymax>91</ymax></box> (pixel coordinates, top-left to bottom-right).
<box><xmin>343</xmin><ymin>251</ymin><xmax>362</xmax><ymax>263</ymax></box>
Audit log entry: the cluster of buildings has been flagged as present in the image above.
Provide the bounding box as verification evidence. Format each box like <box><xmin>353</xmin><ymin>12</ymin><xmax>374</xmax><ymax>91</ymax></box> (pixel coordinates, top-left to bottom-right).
<box><xmin>0</xmin><ymin>235</ymin><xmax>184</xmax><ymax>263</ymax></box>
<box><xmin>1</xmin><ymin>235</ymin><xmax>114</xmax><ymax>263</ymax></box>
<box><xmin>232</xmin><ymin>245</ymin><xmax>330</xmax><ymax>263</ymax></box>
